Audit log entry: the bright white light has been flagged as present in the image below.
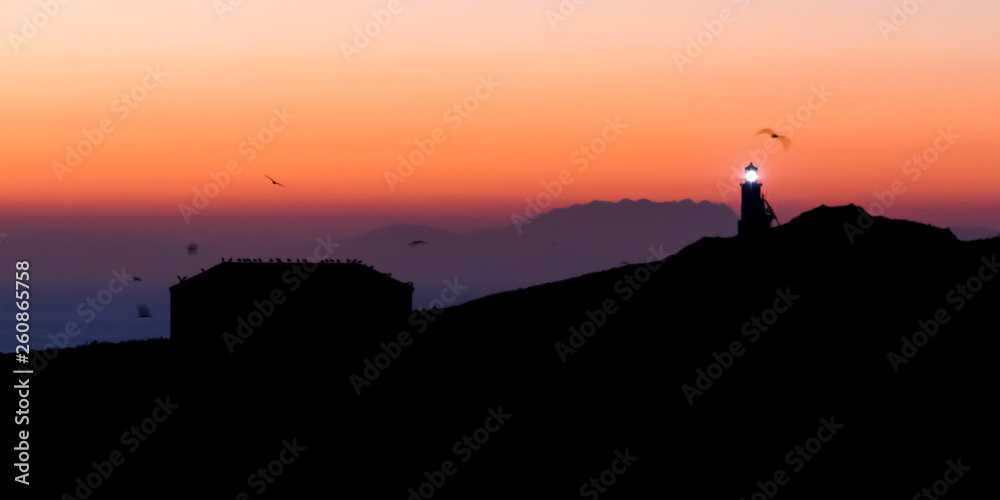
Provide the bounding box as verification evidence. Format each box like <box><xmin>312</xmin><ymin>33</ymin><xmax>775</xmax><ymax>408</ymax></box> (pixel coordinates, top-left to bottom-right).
<box><xmin>745</xmin><ymin>170</ymin><xmax>758</xmax><ymax>182</ymax></box>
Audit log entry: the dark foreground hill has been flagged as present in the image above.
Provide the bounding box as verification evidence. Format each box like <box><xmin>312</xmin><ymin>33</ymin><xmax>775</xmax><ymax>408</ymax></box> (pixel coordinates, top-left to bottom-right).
<box><xmin>8</xmin><ymin>205</ymin><xmax>998</xmax><ymax>499</ymax></box>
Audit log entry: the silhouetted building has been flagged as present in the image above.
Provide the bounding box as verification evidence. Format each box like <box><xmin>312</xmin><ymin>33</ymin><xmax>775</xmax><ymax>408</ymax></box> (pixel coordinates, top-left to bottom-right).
<box><xmin>170</xmin><ymin>261</ymin><xmax>412</xmax><ymax>358</ymax></box>
<box><xmin>166</xmin><ymin>261</ymin><xmax>413</xmax><ymax>497</ymax></box>
<box><xmin>738</xmin><ymin>163</ymin><xmax>778</xmax><ymax>236</ymax></box>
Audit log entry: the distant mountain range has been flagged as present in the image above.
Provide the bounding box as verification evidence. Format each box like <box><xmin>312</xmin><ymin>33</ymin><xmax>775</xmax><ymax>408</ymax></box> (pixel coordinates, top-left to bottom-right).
<box><xmin>336</xmin><ymin>198</ymin><xmax>738</xmax><ymax>307</ymax></box>
<box><xmin>948</xmin><ymin>225</ymin><xmax>1000</xmax><ymax>241</ymax></box>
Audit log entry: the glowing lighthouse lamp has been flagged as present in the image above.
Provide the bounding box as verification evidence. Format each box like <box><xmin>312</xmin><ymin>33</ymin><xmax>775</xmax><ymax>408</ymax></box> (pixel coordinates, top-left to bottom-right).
<box><xmin>737</xmin><ymin>163</ymin><xmax>778</xmax><ymax>237</ymax></box>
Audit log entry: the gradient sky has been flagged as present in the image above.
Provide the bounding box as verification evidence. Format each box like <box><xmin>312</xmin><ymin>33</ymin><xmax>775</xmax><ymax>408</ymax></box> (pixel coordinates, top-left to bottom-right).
<box><xmin>3</xmin><ymin>0</ymin><xmax>999</xmax><ymax>233</ymax></box>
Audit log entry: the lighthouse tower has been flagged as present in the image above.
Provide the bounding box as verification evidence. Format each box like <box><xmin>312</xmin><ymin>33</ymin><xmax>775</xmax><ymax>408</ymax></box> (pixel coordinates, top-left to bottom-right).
<box><xmin>738</xmin><ymin>163</ymin><xmax>777</xmax><ymax>236</ymax></box>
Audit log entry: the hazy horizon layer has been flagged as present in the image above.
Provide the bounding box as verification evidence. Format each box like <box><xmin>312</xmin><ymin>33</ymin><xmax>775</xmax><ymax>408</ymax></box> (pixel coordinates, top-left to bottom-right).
<box><xmin>2</xmin><ymin>197</ymin><xmax>996</xmax><ymax>353</ymax></box>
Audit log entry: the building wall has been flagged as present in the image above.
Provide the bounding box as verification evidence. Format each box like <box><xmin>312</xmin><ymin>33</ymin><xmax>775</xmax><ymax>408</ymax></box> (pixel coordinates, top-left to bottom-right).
<box><xmin>170</xmin><ymin>263</ymin><xmax>412</xmax><ymax>360</ymax></box>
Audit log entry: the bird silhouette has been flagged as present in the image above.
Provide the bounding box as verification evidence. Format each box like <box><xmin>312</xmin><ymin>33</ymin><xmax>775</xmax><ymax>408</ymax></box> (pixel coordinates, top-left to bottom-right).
<box><xmin>137</xmin><ymin>305</ymin><xmax>151</xmax><ymax>318</ymax></box>
<box><xmin>756</xmin><ymin>128</ymin><xmax>791</xmax><ymax>150</ymax></box>
<box><xmin>187</xmin><ymin>243</ymin><xmax>198</xmax><ymax>255</ymax></box>
<box><xmin>265</xmin><ymin>175</ymin><xmax>284</xmax><ymax>187</ymax></box>
<box><xmin>133</xmin><ymin>276</ymin><xmax>142</xmax><ymax>282</ymax></box>
<box><xmin>408</xmin><ymin>240</ymin><xmax>427</xmax><ymax>247</ymax></box>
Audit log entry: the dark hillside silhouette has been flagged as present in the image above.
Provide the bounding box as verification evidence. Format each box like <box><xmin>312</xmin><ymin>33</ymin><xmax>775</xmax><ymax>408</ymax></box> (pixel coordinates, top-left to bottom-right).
<box><xmin>10</xmin><ymin>205</ymin><xmax>997</xmax><ymax>499</ymax></box>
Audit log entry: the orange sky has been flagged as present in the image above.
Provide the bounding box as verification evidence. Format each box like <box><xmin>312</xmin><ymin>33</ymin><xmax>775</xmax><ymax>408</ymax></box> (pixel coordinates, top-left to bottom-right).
<box><xmin>3</xmin><ymin>0</ymin><xmax>999</xmax><ymax>231</ymax></box>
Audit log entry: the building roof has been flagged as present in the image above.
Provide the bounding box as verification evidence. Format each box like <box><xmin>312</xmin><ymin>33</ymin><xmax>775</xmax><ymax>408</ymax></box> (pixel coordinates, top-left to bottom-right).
<box><xmin>169</xmin><ymin>261</ymin><xmax>413</xmax><ymax>293</ymax></box>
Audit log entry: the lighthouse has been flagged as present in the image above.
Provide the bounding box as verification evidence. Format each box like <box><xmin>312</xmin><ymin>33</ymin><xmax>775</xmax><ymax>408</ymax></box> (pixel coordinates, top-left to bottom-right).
<box><xmin>737</xmin><ymin>163</ymin><xmax>778</xmax><ymax>236</ymax></box>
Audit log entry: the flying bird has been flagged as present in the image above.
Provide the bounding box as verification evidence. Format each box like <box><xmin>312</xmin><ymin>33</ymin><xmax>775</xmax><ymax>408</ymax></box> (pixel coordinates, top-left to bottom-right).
<box><xmin>408</xmin><ymin>240</ymin><xmax>427</xmax><ymax>247</ymax></box>
<box><xmin>133</xmin><ymin>276</ymin><xmax>142</xmax><ymax>281</ymax></box>
<box><xmin>265</xmin><ymin>175</ymin><xmax>284</xmax><ymax>187</ymax></box>
<box><xmin>756</xmin><ymin>128</ymin><xmax>791</xmax><ymax>150</ymax></box>
<box><xmin>187</xmin><ymin>243</ymin><xmax>198</xmax><ymax>255</ymax></box>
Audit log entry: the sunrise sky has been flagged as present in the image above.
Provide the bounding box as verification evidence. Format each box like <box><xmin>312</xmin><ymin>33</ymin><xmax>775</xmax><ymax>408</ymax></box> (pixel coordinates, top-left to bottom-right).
<box><xmin>3</xmin><ymin>0</ymin><xmax>998</xmax><ymax>234</ymax></box>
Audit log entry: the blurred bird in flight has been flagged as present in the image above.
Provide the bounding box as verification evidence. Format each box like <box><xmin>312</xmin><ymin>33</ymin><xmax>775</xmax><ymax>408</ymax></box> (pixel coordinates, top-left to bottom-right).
<box><xmin>756</xmin><ymin>128</ymin><xmax>791</xmax><ymax>150</ymax></box>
